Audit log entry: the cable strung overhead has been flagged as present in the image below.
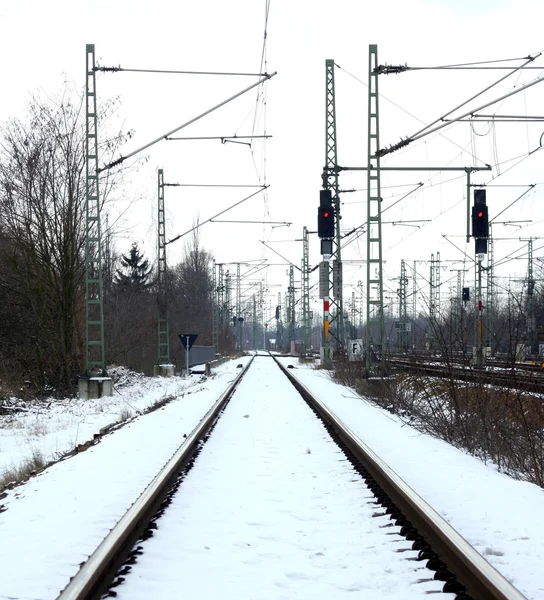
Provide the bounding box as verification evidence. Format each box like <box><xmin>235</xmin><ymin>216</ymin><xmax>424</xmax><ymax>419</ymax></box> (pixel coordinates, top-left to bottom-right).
<box><xmin>99</xmin><ymin>72</ymin><xmax>277</xmax><ymax>172</ymax></box>
<box><xmin>376</xmin><ymin>53</ymin><xmax>543</xmax><ymax>157</ymax></box>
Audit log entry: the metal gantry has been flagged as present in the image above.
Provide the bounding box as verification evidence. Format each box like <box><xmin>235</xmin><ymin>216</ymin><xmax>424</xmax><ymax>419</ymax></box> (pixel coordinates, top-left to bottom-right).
<box><xmin>366</xmin><ymin>44</ymin><xmax>386</xmax><ymax>374</ymax></box>
<box><xmin>212</xmin><ymin>261</ymin><xmax>219</xmax><ymax>351</ymax></box>
<box><xmin>451</xmin><ymin>268</ymin><xmax>466</xmax><ymax>353</ymax></box>
<box><xmin>429</xmin><ymin>252</ymin><xmax>441</xmax><ymax>352</ymax></box>
<box><xmin>524</xmin><ymin>238</ymin><xmax>538</xmax><ymax>355</ymax></box>
<box><xmin>276</xmin><ymin>291</ymin><xmax>282</xmax><ymax>348</ymax></box>
<box><xmin>236</xmin><ymin>264</ymin><xmax>241</xmax><ymax>320</ymax></box>
<box><xmin>456</xmin><ymin>270</ymin><xmax>463</xmax><ymax>350</ymax></box>
<box><xmin>474</xmin><ymin>256</ymin><xmax>485</xmax><ymax>368</ymax></box>
<box><xmin>225</xmin><ymin>271</ymin><xmax>233</xmax><ymax>331</ymax></box>
<box><xmin>252</xmin><ymin>294</ymin><xmax>257</xmax><ymax>350</ymax></box>
<box><xmin>486</xmin><ymin>224</ymin><xmax>495</xmax><ymax>353</ymax></box>
<box><xmin>218</xmin><ymin>263</ymin><xmax>225</xmax><ymax>336</ymax></box>
<box><xmin>157</xmin><ymin>169</ymin><xmax>170</xmax><ymax>365</ymax></box>
<box><xmin>84</xmin><ymin>44</ymin><xmax>107</xmax><ymax>376</ymax></box>
<box><xmin>302</xmin><ymin>226</ymin><xmax>311</xmax><ymax>354</ymax></box>
<box><xmin>350</xmin><ymin>291</ymin><xmax>357</xmax><ymax>338</ymax></box>
<box><xmin>288</xmin><ymin>265</ymin><xmax>296</xmax><ymax>350</ymax></box>
<box><xmin>412</xmin><ymin>261</ymin><xmax>418</xmax><ymax>350</ymax></box>
<box><xmin>397</xmin><ymin>259</ymin><xmax>409</xmax><ymax>351</ymax></box>
<box><xmin>259</xmin><ymin>281</ymin><xmax>265</xmax><ymax>350</ymax></box>
<box><xmin>322</xmin><ymin>59</ymin><xmax>345</xmax><ymax>350</ymax></box>
<box><xmin>236</xmin><ymin>263</ymin><xmax>242</xmax><ymax>351</ymax></box>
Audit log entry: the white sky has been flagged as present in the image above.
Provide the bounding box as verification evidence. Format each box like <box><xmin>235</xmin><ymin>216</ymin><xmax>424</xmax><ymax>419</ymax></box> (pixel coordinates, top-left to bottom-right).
<box><xmin>1</xmin><ymin>0</ymin><xmax>544</xmax><ymax>317</ymax></box>
<box><xmin>1</xmin><ymin>357</ymin><xmax>543</xmax><ymax>598</ymax></box>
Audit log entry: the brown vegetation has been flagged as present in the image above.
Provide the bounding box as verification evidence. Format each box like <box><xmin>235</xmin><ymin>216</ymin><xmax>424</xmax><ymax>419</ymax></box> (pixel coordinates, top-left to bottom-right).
<box><xmin>334</xmin><ymin>357</ymin><xmax>544</xmax><ymax>487</ymax></box>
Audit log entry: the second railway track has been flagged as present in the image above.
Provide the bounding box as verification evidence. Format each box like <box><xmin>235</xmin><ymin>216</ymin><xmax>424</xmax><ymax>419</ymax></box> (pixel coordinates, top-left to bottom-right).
<box><xmin>389</xmin><ymin>357</ymin><xmax>544</xmax><ymax>393</ymax></box>
<box><xmin>58</xmin><ymin>354</ymin><xmax>526</xmax><ymax>600</ymax></box>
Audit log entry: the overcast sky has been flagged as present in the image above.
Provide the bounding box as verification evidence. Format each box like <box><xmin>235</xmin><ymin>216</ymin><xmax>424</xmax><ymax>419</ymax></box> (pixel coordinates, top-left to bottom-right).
<box><xmin>1</xmin><ymin>0</ymin><xmax>544</xmax><ymax>319</ymax></box>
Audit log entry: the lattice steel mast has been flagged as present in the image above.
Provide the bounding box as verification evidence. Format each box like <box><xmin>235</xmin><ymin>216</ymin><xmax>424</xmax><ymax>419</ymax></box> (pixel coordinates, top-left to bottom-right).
<box><xmin>486</xmin><ymin>224</ymin><xmax>495</xmax><ymax>353</ymax></box>
<box><xmin>366</xmin><ymin>45</ymin><xmax>386</xmax><ymax>374</ymax></box>
<box><xmin>85</xmin><ymin>44</ymin><xmax>106</xmax><ymax>376</ymax></box>
<box><xmin>429</xmin><ymin>252</ymin><xmax>441</xmax><ymax>351</ymax></box>
<box><xmin>398</xmin><ymin>259</ymin><xmax>409</xmax><ymax>351</ymax></box>
<box><xmin>218</xmin><ymin>263</ymin><xmax>225</xmax><ymax>338</ymax></box>
<box><xmin>288</xmin><ymin>265</ymin><xmax>296</xmax><ymax>349</ymax></box>
<box><xmin>525</xmin><ymin>238</ymin><xmax>538</xmax><ymax>355</ymax></box>
<box><xmin>156</xmin><ymin>169</ymin><xmax>170</xmax><ymax>365</ymax></box>
<box><xmin>302</xmin><ymin>226</ymin><xmax>311</xmax><ymax>354</ymax></box>
<box><xmin>412</xmin><ymin>261</ymin><xmax>418</xmax><ymax>350</ymax></box>
<box><xmin>212</xmin><ymin>261</ymin><xmax>219</xmax><ymax>350</ymax></box>
<box><xmin>322</xmin><ymin>59</ymin><xmax>345</xmax><ymax>349</ymax></box>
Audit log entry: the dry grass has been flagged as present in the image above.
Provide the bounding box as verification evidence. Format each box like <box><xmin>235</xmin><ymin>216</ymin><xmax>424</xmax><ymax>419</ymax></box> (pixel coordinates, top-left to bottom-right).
<box><xmin>333</xmin><ymin>357</ymin><xmax>544</xmax><ymax>487</ymax></box>
<box><xmin>117</xmin><ymin>407</ymin><xmax>133</xmax><ymax>422</ymax></box>
<box><xmin>0</xmin><ymin>449</ymin><xmax>46</xmax><ymax>492</ymax></box>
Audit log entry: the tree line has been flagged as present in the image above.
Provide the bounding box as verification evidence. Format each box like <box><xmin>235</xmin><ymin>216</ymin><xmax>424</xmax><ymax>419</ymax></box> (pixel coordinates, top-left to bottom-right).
<box><xmin>0</xmin><ymin>91</ymin><xmax>218</xmax><ymax>397</ymax></box>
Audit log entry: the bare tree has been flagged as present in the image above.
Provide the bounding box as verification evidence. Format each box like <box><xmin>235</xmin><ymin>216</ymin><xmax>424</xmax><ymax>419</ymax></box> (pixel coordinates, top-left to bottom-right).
<box><xmin>169</xmin><ymin>228</ymin><xmax>215</xmax><ymax>360</ymax></box>
<box><xmin>0</xmin><ymin>89</ymin><xmax>131</xmax><ymax>394</ymax></box>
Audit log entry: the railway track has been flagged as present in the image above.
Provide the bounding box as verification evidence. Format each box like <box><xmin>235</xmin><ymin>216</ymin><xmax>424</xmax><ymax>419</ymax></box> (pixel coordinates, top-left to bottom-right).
<box><xmin>389</xmin><ymin>357</ymin><xmax>544</xmax><ymax>393</ymax></box>
<box><xmin>57</xmin><ymin>354</ymin><xmax>527</xmax><ymax>600</ymax></box>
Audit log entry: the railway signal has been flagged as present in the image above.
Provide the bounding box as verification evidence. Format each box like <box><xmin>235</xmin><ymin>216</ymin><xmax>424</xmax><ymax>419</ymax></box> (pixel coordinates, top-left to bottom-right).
<box><xmin>472</xmin><ymin>189</ymin><xmax>489</xmax><ymax>239</ymax></box>
<box><xmin>318</xmin><ymin>189</ymin><xmax>335</xmax><ymax>238</ymax></box>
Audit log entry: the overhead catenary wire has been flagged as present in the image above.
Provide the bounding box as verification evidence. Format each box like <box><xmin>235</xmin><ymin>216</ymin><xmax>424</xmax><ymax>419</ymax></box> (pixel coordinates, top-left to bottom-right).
<box><xmin>164</xmin><ymin>183</ymin><xmax>264</xmax><ymax>188</ymax></box>
<box><xmin>95</xmin><ymin>66</ymin><xmax>268</xmax><ymax>76</ymax></box>
<box><xmin>491</xmin><ymin>185</ymin><xmax>536</xmax><ymax>222</ymax></box>
<box><xmin>380</xmin><ymin>61</ymin><xmax>544</xmax><ymax>157</ymax></box>
<box><xmin>406</xmin><ymin>55</ymin><xmax>533</xmax><ymax>69</ymax></box>
<box><xmin>99</xmin><ymin>72</ymin><xmax>277</xmax><ymax>172</ymax></box>
<box><xmin>249</xmin><ymin>0</ymin><xmax>274</xmax><ymax>236</ymax></box>
<box><xmin>411</xmin><ymin>55</ymin><xmax>541</xmax><ymax>134</ymax></box>
<box><xmin>166</xmin><ymin>186</ymin><xmax>269</xmax><ymax>246</ymax></box>
<box><xmin>338</xmin><ymin>54</ymin><xmax>543</xmax><ymax>300</ymax></box>
<box><xmin>165</xmin><ymin>135</ymin><xmax>272</xmax><ymax>141</ymax></box>
<box><xmin>335</xmin><ymin>63</ymin><xmax>490</xmax><ymax>167</ymax></box>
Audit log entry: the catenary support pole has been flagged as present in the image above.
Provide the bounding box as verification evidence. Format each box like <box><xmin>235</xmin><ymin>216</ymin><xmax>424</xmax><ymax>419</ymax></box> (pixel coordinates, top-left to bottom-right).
<box><xmin>85</xmin><ymin>44</ymin><xmax>107</xmax><ymax>377</ymax></box>
<box><xmin>366</xmin><ymin>44</ymin><xmax>386</xmax><ymax>375</ymax></box>
<box><xmin>157</xmin><ymin>169</ymin><xmax>170</xmax><ymax>366</ymax></box>
<box><xmin>322</xmin><ymin>59</ymin><xmax>345</xmax><ymax>353</ymax></box>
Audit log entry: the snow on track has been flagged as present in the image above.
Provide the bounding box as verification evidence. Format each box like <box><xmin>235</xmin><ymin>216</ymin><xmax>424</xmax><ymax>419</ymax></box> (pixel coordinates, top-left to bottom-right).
<box><xmin>115</xmin><ymin>356</ymin><xmax>445</xmax><ymax>600</ymax></box>
<box><xmin>280</xmin><ymin>358</ymin><xmax>544</xmax><ymax>600</ymax></box>
<box><xmin>0</xmin><ymin>359</ymin><xmax>251</xmax><ymax>600</ymax></box>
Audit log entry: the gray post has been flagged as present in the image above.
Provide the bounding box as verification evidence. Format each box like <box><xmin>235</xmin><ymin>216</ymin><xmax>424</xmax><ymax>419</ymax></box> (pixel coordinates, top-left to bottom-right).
<box><xmin>185</xmin><ymin>335</ymin><xmax>190</xmax><ymax>378</ymax></box>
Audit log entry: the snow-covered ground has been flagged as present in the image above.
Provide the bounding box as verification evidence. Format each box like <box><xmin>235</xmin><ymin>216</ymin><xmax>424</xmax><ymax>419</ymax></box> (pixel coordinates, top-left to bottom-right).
<box><xmin>0</xmin><ymin>359</ymin><xmax>252</xmax><ymax>599</ymax></box>
<box><xmin>0</xmin><ymin>366</ymin><xmax>216</xmax><ymax>480</ymax></box>
<box><xmin>279</xmin><ymin>358</ymin><xmax>544</xmax><ymax>600</ymax></box>
<box><xmin>0</xmin><ymin>355</ymin><xmax>542</xmax><ymax>599</ymax></box>
<box><xmin>115</xmin><ymin>356</ymin><xmax>444</xmax><ymax>600</ymax></box>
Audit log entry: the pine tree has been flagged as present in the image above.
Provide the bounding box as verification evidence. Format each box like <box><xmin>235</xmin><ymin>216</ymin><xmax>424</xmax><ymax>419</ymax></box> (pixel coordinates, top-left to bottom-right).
<box><xmin>115</xmin><ymin>242</ymin><xmax>153</xmax><ymax>289</ymax></box>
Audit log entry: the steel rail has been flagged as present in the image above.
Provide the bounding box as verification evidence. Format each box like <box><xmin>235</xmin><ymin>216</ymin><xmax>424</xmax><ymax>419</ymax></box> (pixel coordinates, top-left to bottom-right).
<box><xmin>57</xmin><ymin>358</ymin><xmax>253</xmax><ymax>600</ymax></box>
<box><xmin>273</xmin><ymin>356</ymin><xmax>528</xmax><ymax>600</ymax></box>
<box><xmin>389</xmin><ymin>359</ymin><xmax>544</xmax><ymax>393</ymax></box>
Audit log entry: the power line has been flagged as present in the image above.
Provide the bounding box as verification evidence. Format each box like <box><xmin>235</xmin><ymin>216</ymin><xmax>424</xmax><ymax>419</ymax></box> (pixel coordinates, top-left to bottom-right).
<box><xmin>95</xmin><ymin>66</ymin><xmax>267</xmax><ymax>76</ymax></box>
<box><xmin>166</xmin><ymin>186</ymin><xmax>268</xmax><ymax>246</ymax></box>
<box><xmin>379</xmin><ymin>55</ymin><xmax>543</xmax><ymax>157</ymax></box>
<box><xmin>99</xmin><ymin>72</ymin><xmax>276</xmax><ymax>172</ymax></box>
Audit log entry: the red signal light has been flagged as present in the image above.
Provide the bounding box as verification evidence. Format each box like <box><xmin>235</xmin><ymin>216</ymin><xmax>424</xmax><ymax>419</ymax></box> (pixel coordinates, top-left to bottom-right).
<box><xmin>323</xmin><ymin>211</ymin><xmax>329</xmax><ymax>218</ymax></box>
<box><xmin>477</xmin><ymin>211</ymin><xmax>483</xmax><ymax>218</ymax></box>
